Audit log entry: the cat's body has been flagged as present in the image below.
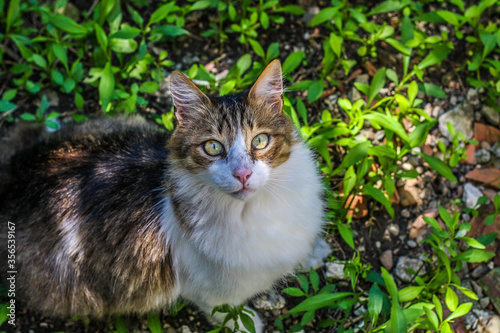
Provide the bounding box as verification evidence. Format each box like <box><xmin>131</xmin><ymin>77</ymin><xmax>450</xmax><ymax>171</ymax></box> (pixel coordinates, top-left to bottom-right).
<box><xmin>0</xmin><ymin>60</ymin><xmax>325</xmax><ymax>331</ymax></box>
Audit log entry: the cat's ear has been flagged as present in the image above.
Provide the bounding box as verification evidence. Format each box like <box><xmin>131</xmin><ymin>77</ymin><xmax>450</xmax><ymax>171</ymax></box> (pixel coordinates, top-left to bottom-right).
<box><xmin>248</xmin><ymin>59</ymin><xmax>283</xmax><ymax>113</ymax></box>
<box><xmin>170</xmin><ymin>71</ymin><xmax>211</xmax><ymax>124</ymax></box>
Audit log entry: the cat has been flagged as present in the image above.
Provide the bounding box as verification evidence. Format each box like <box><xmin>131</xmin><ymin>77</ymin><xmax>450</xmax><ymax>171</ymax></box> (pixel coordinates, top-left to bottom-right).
<box><xmin>0</xmin><ymin>60</ymin><xmax>326</xmax><ymax>332</ymax></box>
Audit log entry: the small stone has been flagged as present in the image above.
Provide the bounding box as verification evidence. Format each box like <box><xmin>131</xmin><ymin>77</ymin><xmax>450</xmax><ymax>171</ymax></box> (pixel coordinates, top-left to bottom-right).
<box><xmin>253</xmin><ymin>292</ymin><xmax>286</xmax><ymax>311</ymax></box>
<box><xmin>380</xmin><ymin>250</ymin><xmax>393</xmax><ymax>271</ymax></box>
<box><xmin>400</xmin><ymin>184</ymin><xmax>421</xmax><ymax>207</ymax></box>
<box><xmin>302</xmin><ymin>6</ymin><xmax>320</xmax><ymax>24</ymax></box>
<box><xmin>407</xmin><ymin>240</ymin><xmax>417</xmax><ymax>248</ymax></box>
<box><xmin>463</xmin><ymin>183</ymin><xmax>484</xmax><ymax>209</ymax></box>
<box><xmin>471</xmin><ymin>264</ymin><xmax>490</xmax><ymax>279</ymax></box>
<box><xmin>438</xmin><ymin>102</ymin><xmax>474</xmax><ymax>140</ymax></box>
<box><xmin>401</xmin><ymin>209</ymin><xmax>411</xmax><ymax>218</ymax></box>
<box><xmin>481</xmin><ymin>105</ymin><xmax>500</xmax><ymax>125</ymax></box>
<box><xmin>355</xmin><ymin>74</ymin><xmax>370</xmax><ymax>85</ymax></box>
<box><xmin>480</xmin><ymin>297</ymin><xmax>491</xmax><ymax>309</ymax></box>
<box><xmin>450</xmin><ymin>95</ymin><xmax>458</xmax><ymax>106</ymax></box>
<box><xmin>462</xmin><ymin>144</ymin><xmax>477</xmax><ymax>165</ymax></box>
<box><xmin>466</xmin><ymin>168</ymin><xmax>500</xmax><ymax>189</ymax></box>
<box><xmin>476</xmin><ymin>149</ymin><xmax>492</xmax><ymax>164</ymax></box>
<box><xmin>478</xmin><ymin>267</ymin><xmax>500</xmax><ymax>313</ymax></box>
<box><xmin>325</xmin><ymin>262</ymin><xmax>347</xmax><ymax>280</ymax></box>
<box><xmin>481</xmin><ymin>141</ymin><xmax>492</xmax><ymax>150</ymax></box>
<box><xmin>394</xmin><ymin>257</ymin><xmax>426</xmax><ymax>282</ymax></box>
<box><xmin>387</xmin><ymin>223</ymin><xmax>400</xmax><ymax>237</ymax></box>
<box><xmin>181</xmin><ymin>326</ymin><xmax>192</xmax><ymax>333</ymax></box>
<box><xmin>466</xmin><ymin>88</ymin><xmax>479</xmax><ymax>104</ymax></box>
<box><xmin>375</xmin><ymin>241</ymin><xmax>381</xmax><ymax>249</ymax></box>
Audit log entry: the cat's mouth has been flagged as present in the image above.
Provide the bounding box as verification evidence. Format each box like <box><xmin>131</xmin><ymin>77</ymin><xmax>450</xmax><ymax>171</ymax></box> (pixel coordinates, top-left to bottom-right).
<box><xmin>231</xmin><ymin>186</ymin><xmax>256</xmax><ymax>199</ymax></box>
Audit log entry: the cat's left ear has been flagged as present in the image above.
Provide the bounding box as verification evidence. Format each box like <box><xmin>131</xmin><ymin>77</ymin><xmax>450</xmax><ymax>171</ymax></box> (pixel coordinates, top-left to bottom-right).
<box><xmin>248</xmin><ymin>59</ymin><xmax>283</xmax><ymax>113</ymax></box>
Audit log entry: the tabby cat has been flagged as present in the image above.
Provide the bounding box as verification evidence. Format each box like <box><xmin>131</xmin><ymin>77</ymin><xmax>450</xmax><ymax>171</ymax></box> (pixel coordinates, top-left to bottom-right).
<box><xmin>0</xmin><ymin>60</ymin><xmax>325</xmax><ymax>332</ymax></box>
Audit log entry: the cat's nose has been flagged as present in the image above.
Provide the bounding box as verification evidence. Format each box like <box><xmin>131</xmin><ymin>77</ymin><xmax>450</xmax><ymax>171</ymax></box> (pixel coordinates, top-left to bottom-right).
<box><xmin>233</xmin><ymin>169</ymin><xmax>253</xmax><ymax>185</ymax></box>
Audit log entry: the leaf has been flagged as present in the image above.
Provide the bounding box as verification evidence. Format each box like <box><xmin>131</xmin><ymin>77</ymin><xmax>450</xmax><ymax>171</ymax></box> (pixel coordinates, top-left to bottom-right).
<box><xmin>408</xmin><ymin>120</ymin><xmax>436</xmax><ymax>148</ymax></box>
<box><xmin>364</xmin><ymin>113</ymin><xmax>409</xmax><ymax>143</ymax></box>
<box><xmin>266</xmin><ymin>42</ymin><xmax>280</xmax><ymax>62</ymax></box>
<box><xmin>458</xmin><ymin>237</ymin><xmax>486</xmax><ymax>249</ymax></box>
<box><xmin>310</xmin><ymin>268</ymin><xmax>320</xmax><ymax>294</ymax></box>
<box><xmin>368</xmin><ymin>67</ymin><xmax>386</xmax><ymax>104</ymax></box>
<box><xmin>94</xmin><ymin>23</ymin><xmax>108</xmax><ymax>52</ymax></box>
<box><xmin>114</xmin><ymin>316</ymin><xmax>129</xmax><ymax>333</ymax></box>
<box><xmin>398</xmin><ymin>286</ymin><xmax>424</xmax><ymax>302</ymax></box>
<box><xmin>385</xmin><ymin>38</ymin><xmax>411</xmax><ymax>56</ymax></box>
<box><xmin>110</xmin><ymin>26</ymin><xmax>142</xmax><ymax>39</ymax></box>
<box><xmin>52</xmin><ymin>44</ymin><xmax>68</xmax><ymax>70</ymax></box>
<box><xmin>452</xmin><ymin>249</ymin><xmax>495</xmax><ymax>263</ymax></box>
<box><xmin>368</xmin><ymin>284</ymin><xmax>384</xmax><ymax>325</ymax></box>
<box><xmin>418</xmin><ymin>83</ymin><xmax>446</xmax><ymax>98</ymax></box>
<box><xmin>147</xmin><ymin>313</ymin><xmax>163</xmax><ymax>333</ymax></box>
<box><xmin>446</xmin><ymin>302</ymin><xmax>472</xmax><ymax>321</ymax></box>
<box><xmin>48</xmin><ymin>12</ymin><xmax>88</xmax><ymax>35</ymax></box>
<box><xmin>139</xmin><ymin>81</ymin><xmax>159</xmax><ymax>94</ymax></box>
<box><xmin>282</xmin><ymin>287</ymin><xmax>306</xmax><ymax>297</ymax></box>
<box><xmin>331</xmin><ymin>141</ymin><xmax>370</xmax><ymax>176</ymax></box>
<box><xmin>309</xmin><ymin>7</ymin><xmax>338</xmax><ymax>26</ymax></box>
<box><xmin>240</xmin><ymin>312</ymin><xmax>256</xmax><ymax>333</ymax></box>
<box><xmin>363</xmin><ymin>184</ymin><xmax>394</xmax><ymax>218</ymax></box>
<box><xmin>109</xmin><ymin>38</ymin><xmax>138</xmax><ymax>53</ymax></box>
<box><xmin>148</xmin><ymin>2</ymin><xmax>175</xmax><ymax>26</ymax></box>
<box><xmin>151</xmin><ymin>25</ymin><xmax>189</xmax><ymax>37</ymax></box>
<box><xmin>433</xmin><ymin>294</ymin><xmax>443</xmax><ymax>322</ymax></box>
<box><xmin>453</xmin><ymin>285</ymin><xmax>478</xmax><ymax>300</ymax></box>
<box><xmin>0</xmin><ymin>101</ymin><xmax>17</xmax><ymax>113</ymax></box>
<box><xmin>445</xmin><ymin>287</ymin><xmax>459</xmax><ymax>312</ymax></box>
<box><xmin>388</xmin><ymin>301</ymin><xmax>407</xmax><ymax>333</ymax></box>
<box><xmin>381</xmin><ymin>267</ymin><xmax>398</xmax><ymax>301</ymax></box>
<box><xmin>6</xmin><ymin>0</ymin><xmax>21</xmax><ymax>33</ymax></box>
<box><xmin>20</xmin><ymin>113</ymin><xmax>36</xmax><ymax>121</ymax></box>
<box><xmin>329</xmin><ymin>33</ymin><xmax>342</xmax><ymax>58</ymax></box>
<box><xmin>300</xmin><ymin>310</ymin><xmax>315</xmax><ymax>326</ymax></box>
<box><xmin>344</xmin><ymin>166</ymin><xmax>357</xmax><ymax>197</ymax></box>
<box><xmin>424</xmin><ymin>306</ymin><xmax>439</xmax><ymax>331</ymax></box>
<box><xmin>295</xmin><ymin>98</ymin><xmax>308</xmax><ymax>125</ymax></box>
<box><xmin>417</xmin><ymin>45</ymin><xmax>451</xmax><ymax>70</ymax></box>
<box><xmin>307</xmin><ymin>80</ymin><xmax>324</xmax><ymax>102</ymax></box>
<box><xmin>282</xmin><ymin>51</ymin><xmax>305</xmax><ymax>74</ymax></box>
<box><xmin>417</xmin><ymin>152</ymin><xmax>458</xmax><ymax>182</ymax></box>
<box><xmin>236</xmin><ymin>53</ymin><xmax>252</xmax><ymax>76</ymax></box>
<box><xmin>338</xmin><ymin>222</ymin><xmax>355</xmax><ymax>249</ymax></box>
<box><xmin>274</xmin><ymin>5</ymin><xmax>305</xmax><ymax>15</ymax></box>
<box><xmin>368</xmin><ymin>0</ymin><xmax>406</xmax><ymax>15</ymax></box>
<box><xmin>288</xmin><ymin>293</ymin><xmax>352</xmax><ymax>313</ymax></box>
<box><xmin>248</xmin><ymin>39</ymin><xmax>265</xmax><ymax>59</ymax></box>
<box><xmin>99</xmin><ymin>62</ymin><xmax>115</xmax><ymax>112</ymax></box>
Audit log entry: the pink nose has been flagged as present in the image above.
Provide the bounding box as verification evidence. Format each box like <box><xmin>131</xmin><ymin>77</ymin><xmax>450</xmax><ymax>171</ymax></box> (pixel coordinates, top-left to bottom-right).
<box><xmin>233</xmin><ymin>169</ymin><xmax>253</xmax><ymax>185</ymax></box>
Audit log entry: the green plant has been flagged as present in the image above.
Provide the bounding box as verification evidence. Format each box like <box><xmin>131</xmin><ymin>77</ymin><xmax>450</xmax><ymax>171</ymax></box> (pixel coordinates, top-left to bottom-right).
<box><xmin>207</xmin><ymin>304</ymin><xmax>257</xmax><ymax>333</ymax></box>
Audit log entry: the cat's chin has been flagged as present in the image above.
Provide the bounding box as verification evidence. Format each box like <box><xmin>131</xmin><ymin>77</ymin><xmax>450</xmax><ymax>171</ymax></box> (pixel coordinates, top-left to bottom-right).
<box><xmin>229</xmin><ymin>187</ymin><xmax>256</xmax><ymax>200</ymax></box>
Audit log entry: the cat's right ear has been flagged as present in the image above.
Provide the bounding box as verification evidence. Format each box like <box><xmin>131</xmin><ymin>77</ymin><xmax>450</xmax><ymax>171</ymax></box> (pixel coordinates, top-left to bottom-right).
<box><xmin>170</xmin><ymin>72</ymin><xmax>211</xmax><ymax>124</ymax></box>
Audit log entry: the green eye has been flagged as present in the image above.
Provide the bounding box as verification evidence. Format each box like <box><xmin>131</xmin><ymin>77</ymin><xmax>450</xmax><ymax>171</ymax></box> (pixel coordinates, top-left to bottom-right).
<box><xmin>203</xmin><ymin>140</ymin><xmax>224</xmax><ymax>156</ymax></box>
<box><xmin>252</xmin><ymin>133</ymin><xmax>269</xmax><ymax>150</ymax></box>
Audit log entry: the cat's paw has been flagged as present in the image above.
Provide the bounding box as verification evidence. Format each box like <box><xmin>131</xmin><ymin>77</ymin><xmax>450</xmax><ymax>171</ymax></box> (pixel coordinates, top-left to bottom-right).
<box><xmin>300</xmin><ymin>236</ymin><xmax>331</xmax><ymax>271</ymax></box>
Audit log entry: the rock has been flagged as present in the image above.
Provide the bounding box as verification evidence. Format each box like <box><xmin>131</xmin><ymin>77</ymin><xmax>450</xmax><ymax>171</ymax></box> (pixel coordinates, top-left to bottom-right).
<box><xmin>253</xmin><ymin>292</ymin><xmax>286</xmax><ymax>311</ymax></box>
<box><xmin>481</xmin><ymin>141</ymin><xmax>492</xmax><ymax>150</ymax></box>
<box><xmin>474</xmin><ymin>123</ymin><xmax>500</xmax><ymax>145</ymax></box>
<box><xmin>387</xmin><ymin>223</ymin><xmax>400</xmax><ymax>237</ymax></box>
<box><xmin>472</xmin><ymin>310</ymin><xmax>500</xmax><ymax>333</ymax></box>
<box><xmin>467</xmin><ymin>88</ymin><xmax>479</xmax><ymax>105</ymax></box>
<box><xmin>465</xmin><ymin>168</ymin><xmax>500</xmax><ymax>189</ymax></box>
<box><xmin>463</xmin><ymin>183</ymin><xmax>484</xmax><ymax>209</ymax></box>
<box><xmin>407</xmin><ymin>240</ymin><xmax>417</xmax><ymax>248</ymax></box>
<box><xmin>471</xmin><ymin>264</ymin><xmax>490</xmax><ymax>279</ymax></box>
<box><xmin>375</xmin><ymin>241</ymin><xmax>381</xmax><ymax>249</ymax></box>
<box><xmin>462</xmin><ymin>144</ymin><xmax>477</xmax><ymax>165</ymax></box>
<box><xmin>300</xmin><ymin>237</ymin><xmax>331</xmax><ymax>271</ymax></box>
<box><xmin>302</xmin><ymin>6</ymin><xmax>320</xmax><ymax>24</ymax></box>
<box><xmin>181</xmin><ymin>325</ymin><xmax>192</xmax><ymax>333</ymax></box>
<box><xmin>380</xmin><ymin>250</ymin><xmax>393</xmax><ymax>271</ymax></box>
<box><xmin>478</xmin><ymin>268</ymin><xmax>500</xmax><ymax>313</ymax></box>
<box><xmin>355</xmin><ymin>74</ymin><xmax>370</xmax><ymax>85</ymax></box>
<box><xmin>325</xmin><ymin>262</ymin><xmax>346</xmax><ymax>280</ymax></box>
<box><xmin>476</xmin><ymin>149</ymin><xmax>492</xmax><ymax>164</ymax></box>
<box><xmin>399</xmin><ymin>184</ymin><xmax>421</xmax><ymax>207</ymax></box>
<box><xmin>401</xmin><ymin>209</ymin><xmax>410</xmax><ymax>218</ymax></box>
<box><xmin>481</xmin><ymin>105</ymin><xmax>500</xmax><ymax>125</ymax></box>
<box><xmin>480</xmin><ymin>297</ymin><xmax>491</xmax><ymax>309</ymax></box>
<box><xmin>438</xmin><ymin>102</ymin><xmax>474</xmax><ymax>140</ymax></box>
<box><xmin>394</xmin><ymin>257</ymin><xmax>426</xmax><ymax>282</ymax></box>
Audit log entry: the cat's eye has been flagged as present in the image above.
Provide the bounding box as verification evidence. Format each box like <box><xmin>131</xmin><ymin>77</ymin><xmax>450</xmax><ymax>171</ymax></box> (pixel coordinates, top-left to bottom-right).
<box><xmin>252</xmin><ymin>134</ymin><xmax>269</xmax><ymax>150</ymax></box>
<box><xmin>203</xmin><ymin>140</ymin><xmax>224</xmax><ymax>156</ymax></box>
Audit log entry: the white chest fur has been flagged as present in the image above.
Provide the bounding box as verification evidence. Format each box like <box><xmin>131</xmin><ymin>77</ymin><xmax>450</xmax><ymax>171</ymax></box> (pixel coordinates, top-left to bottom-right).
<box><xmin>161</xmin><ymin>143</ymin><xmax>324</xmax><ymax>307</ymax></box>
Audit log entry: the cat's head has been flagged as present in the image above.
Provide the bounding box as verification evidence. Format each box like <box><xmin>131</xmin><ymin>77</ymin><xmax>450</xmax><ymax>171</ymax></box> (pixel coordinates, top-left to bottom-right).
<box><xmin>169</xmin><ymin>60</ymin><xmax>299</xmax><ymax>200</ymax></box>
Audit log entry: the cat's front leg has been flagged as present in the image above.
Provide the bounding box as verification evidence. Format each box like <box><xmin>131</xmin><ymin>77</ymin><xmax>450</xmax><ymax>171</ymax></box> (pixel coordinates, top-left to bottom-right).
<box><xmin>301</xmin><ymin>235</ymin><xmax>331</xmax><ymax>271</ymax></box>
<box><xmin>195</xmin><ymin>302</ymin><xmax>264</xmax><ymax>333</ymax></box>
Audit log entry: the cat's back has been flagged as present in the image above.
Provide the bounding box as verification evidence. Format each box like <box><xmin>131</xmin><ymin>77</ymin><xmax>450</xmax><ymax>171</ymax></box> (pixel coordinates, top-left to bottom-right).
<box><xmin>0</xmin><ymin>117</ymin><xmax>176</xmax><ymax>316</ymax></box>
